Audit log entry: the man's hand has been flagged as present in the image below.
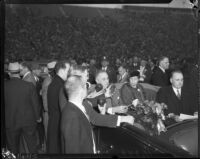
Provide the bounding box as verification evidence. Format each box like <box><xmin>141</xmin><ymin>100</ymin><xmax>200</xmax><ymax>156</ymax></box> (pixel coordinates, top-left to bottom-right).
<box><xmin>132</xmin><ymin>99</ymin><xmax>139</xmax><ymax>107</ymax></box>
<box><xmin>120</xmin><ymin>115</ymin><xmax>135</xmax><ymax>125</ymax></box>
<box><xmin>174</xmin><ymin>115</ymin><xmax>183</xmax><ymax>122</ymax></box>
<box><xmin>98</xmin><ymin>103</ymin><xmax>106</xmax><ymax>115</ymax></box>
<box><xmin>36</xmin><ymin>117</ymin><xmax>42</xmax><ymax>123</ymax></box>
<box><xmin>104</xmin><ymin>85</ymin><xmax>112</xmax><ymax>98</ymax></box>
<box><xmin>194</xmin><ymin>111</ymin><xmax>198</xmax><ymax>116</ymax></box>
<box><xmin>112</xmin><ymin>106</ymin><xmax>128</xmax><ymax>114</ymax></box>
<box><xmin>167</xmin><ymin>113</ymin><xmax>175</xmax><ymax>118</ymax></box>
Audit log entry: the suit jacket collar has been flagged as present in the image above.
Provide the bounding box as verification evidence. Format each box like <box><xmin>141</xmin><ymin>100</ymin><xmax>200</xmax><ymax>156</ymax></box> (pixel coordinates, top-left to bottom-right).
<box><xmin>170</xmin><ymin>86</ymin><xmax>181</xmax><ymax>100</ymax></box>
<box><xmin>23</xmin><ymin>71</ymin><xmax>31</xmax><ymax>79</ymax></box>
<box><xmin>55</xmin><ymin>74</ymin><xmax>64</xmax><ymax>83</ymax></box>
<box><xmin>172</xmin><ymin>86</ymin><xmax>181</xmax><ymax>96</ymax></box>
<box><xmin>121</xmin><ymin>72</ymin><xmax>127</xmax><ymax>79</ymax></box>
<box><xmin>159</xmin><ymin>66</ymin><xmax>165</xmax><ymax>73</ymax></box>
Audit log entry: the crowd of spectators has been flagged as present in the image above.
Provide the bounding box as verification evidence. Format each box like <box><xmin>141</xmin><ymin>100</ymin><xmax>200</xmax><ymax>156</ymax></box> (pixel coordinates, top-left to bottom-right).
<box><xmin>5</xmin><ymin>6</ymin><xmax>198</xmax><ymax>67</ymax></box>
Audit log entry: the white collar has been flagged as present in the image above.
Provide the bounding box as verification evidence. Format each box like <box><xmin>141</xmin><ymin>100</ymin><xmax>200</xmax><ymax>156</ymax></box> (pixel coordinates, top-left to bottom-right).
<box><xmin>102</xmin><ymin>66</ymin><xmax>107</xmax><ymax>70</ymax></box>
<box><xmin>23</xmin><ymin>71</ymin><xmax>31</xmax><ymax>79</ymax></box>
<box><xmin>159</xmin><ymin>66</ymin><xmax>165</xmax><ymax>73</ymax></box>
<box><xmin>172</xmin><ymin>86</ymin><xmax>181</xmax><ymax>95</ymax></box>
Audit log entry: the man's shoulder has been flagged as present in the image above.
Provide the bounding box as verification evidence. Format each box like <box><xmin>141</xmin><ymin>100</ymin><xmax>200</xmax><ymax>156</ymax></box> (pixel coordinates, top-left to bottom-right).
<box><xmin>6</xmin><ymin>78</ymin><xmax>34</xmax><ymax>91</ymax></box>
<box><xmin>43</xmin><ymin>76</ymin><xmax>52</xmax><ymax>84</ymax></box>
<box><xmin>62</xmin><ymin>102</ymin><xmax>78</xmax><ymax>115</ymax></box>
<box><xmin>153</xmin><ymin>67</ymin><xmax>163</xmax><ymax>74</ymax></box>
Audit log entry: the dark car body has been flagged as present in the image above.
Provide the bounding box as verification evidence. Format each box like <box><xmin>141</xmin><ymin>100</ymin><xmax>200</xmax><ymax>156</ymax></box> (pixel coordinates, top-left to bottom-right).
<box><xmin>93</xmin><ymin>119</ymin><xmax>198</xmax><ymax>157</ymax></box>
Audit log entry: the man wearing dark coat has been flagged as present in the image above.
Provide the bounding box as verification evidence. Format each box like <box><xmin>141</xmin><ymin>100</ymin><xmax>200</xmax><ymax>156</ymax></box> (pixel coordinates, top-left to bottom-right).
<box><xmin>151</xmin><ymin>56</ymin><xmax>170</xmax><ymax>87</ymax></box>
<box><xmin>4</xmin><ymin>62</ymin><xmax>40</xmax><ymax>154</ymax></box>
<box><xmin>47</xmin><ymin>60</ymin><xmax>70</xmax><ymax>153</ymax></box>
<box><xmin>20</xmin><ymin>62</ymin><xmax>37</xmax><ymax>86</ymax></box>
<box><xmin>100</xmin><ymin>56</ymin><xmax>117</xmax><ymax>83</ymax></box>
<box><xmin>61</xmin><ymin>75</ymin><xmax>95</xmax><ymax>154</ymax></box>
<box><xmin>156</xmin><ymin>70</ymin><xmax>197</xmax><ymax>116</ymax></box>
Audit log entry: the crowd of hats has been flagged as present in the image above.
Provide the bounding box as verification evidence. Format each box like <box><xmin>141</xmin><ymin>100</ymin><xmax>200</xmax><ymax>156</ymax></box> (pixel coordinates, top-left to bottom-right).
<box><xmin>5</xmin><ymin>7</ymin><xmax>198</xmax><ymax>65</ymax></box>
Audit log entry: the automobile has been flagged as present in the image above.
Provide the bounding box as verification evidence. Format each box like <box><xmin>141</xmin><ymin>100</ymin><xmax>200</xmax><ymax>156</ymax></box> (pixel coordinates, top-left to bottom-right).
<box><xmin>93</xmin><ymin>119</ymin><xmax>198</xmax><ymax>157</ymax></box>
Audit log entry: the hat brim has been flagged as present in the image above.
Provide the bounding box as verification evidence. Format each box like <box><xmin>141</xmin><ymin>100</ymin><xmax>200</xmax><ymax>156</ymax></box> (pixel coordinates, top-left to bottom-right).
<box><xmin>8</xmin><ymin>70</ymin><xmax>20</xmax><ymax>73</ymax></box>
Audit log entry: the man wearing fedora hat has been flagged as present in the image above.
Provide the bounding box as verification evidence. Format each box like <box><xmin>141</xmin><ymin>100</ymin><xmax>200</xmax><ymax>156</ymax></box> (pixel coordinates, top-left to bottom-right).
<box><xmin>4</xmin><ymin>62</ymin><xmax>41</xmax><ymax>154</ymax></box>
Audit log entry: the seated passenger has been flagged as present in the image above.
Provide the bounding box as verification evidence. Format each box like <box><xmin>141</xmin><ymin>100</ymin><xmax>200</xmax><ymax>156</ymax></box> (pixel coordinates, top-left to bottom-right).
<box><xmin>87</xmin><ymin>70</ymin><xmax>129</xmax><ymax>115</ymax></box>
<box><xmin>120</xmin><ymin>70</ymin><xmax>146</xmax><ymax>106</ymax></box>
<box><xmin>156</xmin><ymin>70</ymin><xmax>198</xmax><ymax>117</ymax></box>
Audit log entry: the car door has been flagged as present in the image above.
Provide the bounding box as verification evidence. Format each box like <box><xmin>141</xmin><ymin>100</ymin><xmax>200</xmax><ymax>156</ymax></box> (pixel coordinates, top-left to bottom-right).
<box><xmin>94</xmin><ymin>126</ymin><xmax>172</xmax><ymax>157</ymax></box>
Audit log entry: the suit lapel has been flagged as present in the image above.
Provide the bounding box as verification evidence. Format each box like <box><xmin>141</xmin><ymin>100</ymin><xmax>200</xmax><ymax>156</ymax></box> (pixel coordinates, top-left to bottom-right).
<box><xmin>170</xmin><ymin>86</ymin><xmax>181</xmax><ymax>101</ymax></box>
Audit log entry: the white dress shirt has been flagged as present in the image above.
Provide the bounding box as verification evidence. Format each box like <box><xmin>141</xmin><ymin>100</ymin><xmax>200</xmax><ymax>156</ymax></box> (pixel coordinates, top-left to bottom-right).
<box><xmin>102</xmin><ymin>66</ymin><xmax>107</xmax><ymax>71</ymax></box>
<box><xmin>172</xmin><ymin>87</ymin><xmax>181</xmax><ymax>97</ymax></box>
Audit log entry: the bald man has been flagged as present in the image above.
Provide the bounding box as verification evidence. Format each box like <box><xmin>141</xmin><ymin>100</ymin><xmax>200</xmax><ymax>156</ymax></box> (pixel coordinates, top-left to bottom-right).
<box><xmin>156</xmin><ymin>70</ymin><xmax>197</xmax><ymax>116</ymax></box>
<box><xmin>61</xmin><ymin>75</ymin><xmax>96</xmax><ymax>154</ymax></box>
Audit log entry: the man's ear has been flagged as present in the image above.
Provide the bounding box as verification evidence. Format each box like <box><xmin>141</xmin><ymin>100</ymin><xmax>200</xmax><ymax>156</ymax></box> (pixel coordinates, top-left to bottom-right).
<box><xmin>170</xmin><ymin>78</ymin><xmax>172</xmax><ymax>84</ymax></box>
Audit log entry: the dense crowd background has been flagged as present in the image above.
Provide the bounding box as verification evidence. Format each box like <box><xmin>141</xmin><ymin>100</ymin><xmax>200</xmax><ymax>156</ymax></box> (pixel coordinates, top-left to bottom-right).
<box><xmin>5</xmin><ymin>6</ymin><xmax>198</xmax><ymax>66</ymax></box>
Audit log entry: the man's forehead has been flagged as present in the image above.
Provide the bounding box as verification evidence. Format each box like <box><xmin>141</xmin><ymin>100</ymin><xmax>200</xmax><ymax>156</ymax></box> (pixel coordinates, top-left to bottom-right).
<box><xmin>99</xmin><ymin>72</ymin><xmax>108</xmax><ymax>79</ymax></box>
<box><xmin>163</xmin><ymin>58</ymin><xmax>169</xmax><ymax>62</ymax></box>
<box><xmin>172</xmin><ymin>72</ymin><xmax>183</xmax><ymax>78</ymax></box>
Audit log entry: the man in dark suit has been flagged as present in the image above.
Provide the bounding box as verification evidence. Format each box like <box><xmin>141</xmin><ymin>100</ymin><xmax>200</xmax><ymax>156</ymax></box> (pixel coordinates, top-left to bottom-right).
<box><xmin>4</xmin><ymin>62</ymin><xmax>41</xmax><ymax>154</ymax></box>
<box><xmin>132</xmin><ymin>56</ymin><xmax>140</xmax><ymax>71</ymax></box>
<box><xmin>47</xmin><ymin>60</ymin><xmax>70</xmax><ymax>153</ymax></box>
<box><xmin>101</xmin><ymin>56</ymin><xmax>117</xmax><ymax>83</ymax></box>
<box><xmin>156</xmin><ymin>70</ymin><xmax>197</xmax><ymax>116</ymax></box>
<box><xmin>61</xmin><ymin>75</ymin><xmax>95</xmax><ymax>154</ymax></box>
<box><xmin>151</xmin><ymin>56</ymin><xmax>170</xmax><ymax>87</ymax></box>
<box><xmin>117</xmin><ymin>64</ymin><xmax>129</xmax><ymax>83</ymax></box>
<box><xmin>20</xmin><ymin>62</ymin><xmax>37</xmax><ymax>86</ymax></box>
<box><xmin>41</xmin><ymin>61</ymin><xmax>57</xmax><ymax>141</ymax></box>
<box><xmin>88</xmin><ymin>59</ymin><xmax>98</xmax><ymax>84</ymax></box>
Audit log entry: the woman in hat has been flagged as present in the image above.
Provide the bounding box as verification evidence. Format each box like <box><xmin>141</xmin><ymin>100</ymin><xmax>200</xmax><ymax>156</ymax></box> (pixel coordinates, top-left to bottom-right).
<box><xmin>120</xmin><ymin>70</ymin><xmax>146</xmax><ymax>106</ymax></box>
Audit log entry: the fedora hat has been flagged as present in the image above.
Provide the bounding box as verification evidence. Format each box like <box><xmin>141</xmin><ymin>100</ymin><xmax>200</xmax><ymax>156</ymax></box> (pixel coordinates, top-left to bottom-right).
<box><xmin>47</xmin><ymin>61</ymin><xmax>57</xmax><ymax>69</ymax></box>
<box><xmin>8</xmin><ymin>62</ymin><xmax>20</xmax><ymax>73</ymax></box>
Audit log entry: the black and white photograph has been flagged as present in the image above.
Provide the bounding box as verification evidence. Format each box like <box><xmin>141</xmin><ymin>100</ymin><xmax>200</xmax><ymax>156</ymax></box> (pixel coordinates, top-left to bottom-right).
<box><xmin>1</xmin><ymin>0</ymin><xmax>199</xmax><ymax>158</ymax></box>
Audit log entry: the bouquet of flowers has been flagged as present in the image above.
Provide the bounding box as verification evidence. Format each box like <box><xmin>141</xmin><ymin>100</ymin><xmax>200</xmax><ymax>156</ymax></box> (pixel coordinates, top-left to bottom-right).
<box><xmin>128</xmin><ymin>100</ymin><xmax>168</xmax><ymax>136</ymax></box>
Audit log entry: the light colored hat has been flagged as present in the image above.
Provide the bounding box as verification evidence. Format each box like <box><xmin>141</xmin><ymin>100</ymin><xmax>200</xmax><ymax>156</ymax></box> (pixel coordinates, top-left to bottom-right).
<box><xmin>8</xmin><ymin>62</ymin><xmax>20</xmax><ymax>72</ymax></box>
<box><xmin>47</xmin><ymin>61</ymin><xmax>57</xmax><ymax>69</ymax></box>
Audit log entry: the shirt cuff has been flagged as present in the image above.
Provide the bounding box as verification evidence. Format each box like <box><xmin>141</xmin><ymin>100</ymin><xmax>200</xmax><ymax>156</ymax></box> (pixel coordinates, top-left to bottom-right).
<box><xmin>107</xmin><ymin>107</ymin><xmax>114</xmax><ymax>115</ymax></box>
<box><xmin>116</xmin><ymin>116</ymin><xmax>122</xmax><ymax>127</ymax></box>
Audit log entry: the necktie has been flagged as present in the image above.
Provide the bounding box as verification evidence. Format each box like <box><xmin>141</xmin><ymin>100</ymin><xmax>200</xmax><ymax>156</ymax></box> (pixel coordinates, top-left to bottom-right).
<box><xmin>177</xmin><ymin>89</ymin><xmax>181</xmax><ymax>100</ymax></box>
